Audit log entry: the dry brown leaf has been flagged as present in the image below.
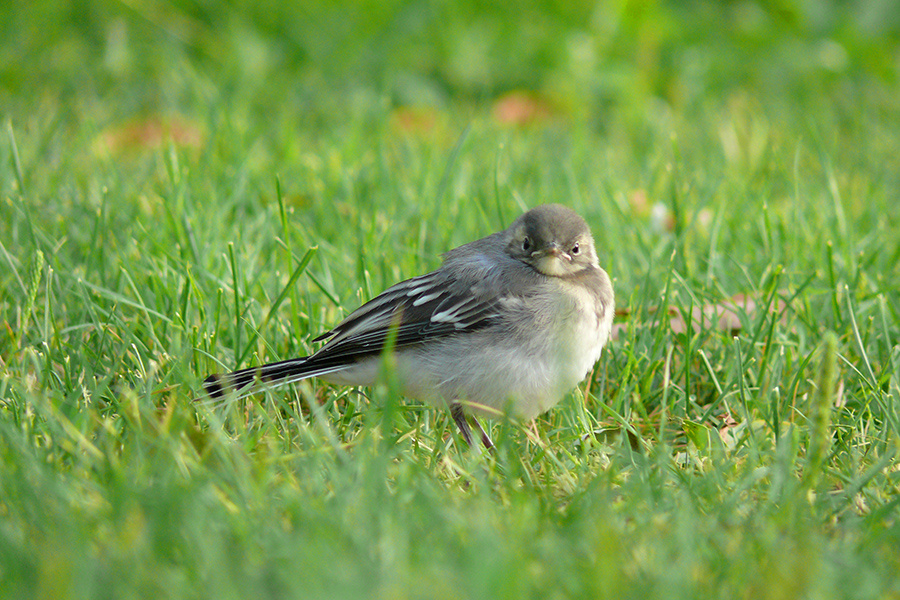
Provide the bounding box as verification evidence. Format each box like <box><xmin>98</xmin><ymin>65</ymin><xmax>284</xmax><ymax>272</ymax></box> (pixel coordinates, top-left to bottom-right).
<box><xmin>96</xmin><ymin>115</ymin><xmax>204</xmax><ymax>154</ymax></box>
<box><xmin>389</xmin><ymin>106</ymin><xmax>441</xmax><ymax>134</ymax></box>
<box><xmin>609</xmin><ymin>292</ymin><xmax>788</xmax><ymax>341</ymax></box>
<box><xmin>629</xmin><ymin>189</ymin><xmax>650</xmax><ymax>217</ymax></box>
<box><xmin>491</xmin><ymin>91</ymin><xmax>553</xmax><ymax>125</ymax></box>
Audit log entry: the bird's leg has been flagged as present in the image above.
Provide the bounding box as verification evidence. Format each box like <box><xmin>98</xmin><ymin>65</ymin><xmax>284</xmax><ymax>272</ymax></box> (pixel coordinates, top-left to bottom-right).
<box><xmin>450</xmin><ymin>403</ymin><xmax>474</xmax><ymax>446</ymax></box>
<box><xmin>450</xmin><ymin>403</ymin><xmax>494</xmax><ymax>450</ymax></box>
<box><xmin>472</xmin><ymin>417</ymin><xmax>494</xmax><ymax>450</ymax></box>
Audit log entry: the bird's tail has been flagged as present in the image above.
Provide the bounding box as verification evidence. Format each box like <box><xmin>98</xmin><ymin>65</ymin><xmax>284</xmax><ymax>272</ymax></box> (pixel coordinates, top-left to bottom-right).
<box><xmin>202</xmin><ymin>357</ymin><xmax>348</xmax><ymax>402</ymax></box>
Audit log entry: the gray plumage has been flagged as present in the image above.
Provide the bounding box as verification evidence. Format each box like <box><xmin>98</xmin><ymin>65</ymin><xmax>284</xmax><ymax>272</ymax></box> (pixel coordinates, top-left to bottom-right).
<box><xmin>203</xmin><ymin>204</ymin><xmax>614</xmax><ymax>447</ymax></box>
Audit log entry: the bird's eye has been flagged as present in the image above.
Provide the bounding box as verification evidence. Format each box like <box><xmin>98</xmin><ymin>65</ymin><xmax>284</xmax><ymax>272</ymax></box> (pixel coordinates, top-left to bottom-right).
<box><xmin>522</xmin><ymin>236</ymin><xmax>531</xmax><ymax>252</ymax></box>
<box><xmin>571</xmin><ymin>242</ymin><xmax>580</xmax><ymax>255</ymax></box>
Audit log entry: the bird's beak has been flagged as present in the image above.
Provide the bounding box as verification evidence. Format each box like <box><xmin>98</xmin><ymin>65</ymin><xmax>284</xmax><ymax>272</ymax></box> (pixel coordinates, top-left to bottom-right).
<box><xmin>532</xmin><ymin>243</ymin><xmax>572</xmax><ymax>276</ymax></box>
<box><xmin>544</xmin><ymin>243</ymin><xmax>569</xmax><ymax>261</ymax></box>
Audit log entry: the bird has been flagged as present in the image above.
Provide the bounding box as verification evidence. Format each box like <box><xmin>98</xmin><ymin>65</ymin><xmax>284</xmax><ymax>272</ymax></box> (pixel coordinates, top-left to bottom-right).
<box><xmin>203</xmin><ymin>204</ymin><xmax>614</xmax><ymax>448</ymax></box>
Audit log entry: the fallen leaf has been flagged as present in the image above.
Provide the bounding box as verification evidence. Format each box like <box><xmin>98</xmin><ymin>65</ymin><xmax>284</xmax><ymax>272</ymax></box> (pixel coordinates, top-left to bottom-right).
<box><xmin>389</xmin><ymin>106</ymin><xmax>441</xmax><ymax>134</ymax></box>
<box><xmin>491</xmin><ymin>91</ymin><xmax>553</xmax><ymax>125</ymax></box>
<box><xmin>95</xmin><ymin>115</ymin><xmax>204</xmax><ymax>155</ymax></box>
<box><xmin>609</xmin><ymin>292</ymin><xmax>789</xmax><ymax>341</ymax></box>
<box><xmin>629</xmin><ymin>189</ymin><xmax>650</xmax><ymax>217</ymax></box>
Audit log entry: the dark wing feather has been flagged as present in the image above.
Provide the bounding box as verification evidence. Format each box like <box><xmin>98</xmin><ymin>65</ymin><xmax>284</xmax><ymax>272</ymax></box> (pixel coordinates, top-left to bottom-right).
<box><xmin>306</xmin><ymin>270</ymin><xmax>503</xmax><ymax>366</ymax></box>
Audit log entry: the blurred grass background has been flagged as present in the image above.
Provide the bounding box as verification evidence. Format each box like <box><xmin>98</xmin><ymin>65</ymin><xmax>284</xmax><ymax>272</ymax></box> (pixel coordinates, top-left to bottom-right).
<box><xmin>2</xmin><ymin>1</ymin><xmax>900</xmax><ymax>599</ymax></box>
<box><xmin>4</xmin><ymin>0</ymin><xmax>898</xmax><ymax>109</ymax></box>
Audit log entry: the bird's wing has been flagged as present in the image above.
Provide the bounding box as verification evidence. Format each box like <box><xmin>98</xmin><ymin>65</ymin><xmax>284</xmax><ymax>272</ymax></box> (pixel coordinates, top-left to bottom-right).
<box><xmin>309</xmin><ymin>269</ymin><xmax>505</xmax><ymax>363</ymax></box>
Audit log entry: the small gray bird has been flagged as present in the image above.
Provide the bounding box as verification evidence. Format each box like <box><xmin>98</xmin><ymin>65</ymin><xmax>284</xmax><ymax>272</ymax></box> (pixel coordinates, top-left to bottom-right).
<box><xmin>203</xmin><ymin>204</ymin><xmax>614</xmax><ymax>448</ymax></box>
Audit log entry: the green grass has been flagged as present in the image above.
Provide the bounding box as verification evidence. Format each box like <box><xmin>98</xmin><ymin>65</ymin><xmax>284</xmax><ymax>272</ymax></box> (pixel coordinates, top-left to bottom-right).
<box><xmin>2</xmin><ymin>1</ymin><xmax>900</xmax><ymax>598</ymax></box>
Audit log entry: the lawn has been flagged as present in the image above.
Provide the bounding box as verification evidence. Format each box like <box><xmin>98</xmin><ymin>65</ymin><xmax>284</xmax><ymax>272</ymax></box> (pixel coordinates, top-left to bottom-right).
<box><xmin>2</xmin><ymin>1</ymin><xmax>899</xmax><ymax>598</ymax></box>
